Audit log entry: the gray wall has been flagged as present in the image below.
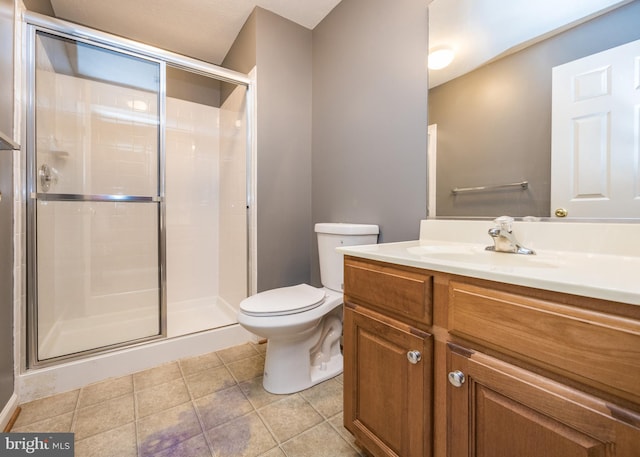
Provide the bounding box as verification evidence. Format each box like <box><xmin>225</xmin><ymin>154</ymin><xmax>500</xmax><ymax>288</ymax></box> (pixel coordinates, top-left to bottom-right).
<box><xmin>311</xmin><ymin>0</ymin><xmax>429</xmax><ymax>283</ymax></box>
<box><xmin>166</xmin><ymin>66</ymin><xmax>221</xmax><ymax>108</ymax></box>
<box><xmin>224</xmin><ymin>8</ymin><xmax>313</xmax><ymax>292</ymax></box>
<box><xmin>225</xmin><ymin>1</ymin><xmax>428</xmax><ymax>290</ymax></box>
<box><xmin>429</xmin><ymin>0</ymin><xmax>640</xmax><ymax>218</ymax></box>
<box><xmin>0</xmin><ymin>0</ymin><xmax>13</xmax><ymax>136</ymax></box>
<box><xmin>221</xmin><ymin>11</ymin><xmax>256</xmax><ymax>75</ymax></box>
<box><xmin>22</xmin><ymin>0</ymin><xmax>54</xmax><ymax>16</ymax></box>
<box><xmin>0</xmin><ymin>152</ymin><xmax>13</xmax><ymax>411</ymax></box>
<box><xmin>0</xmin><ymin>0</ymin><xmax>14</xmax><ymax>413</ymax></box>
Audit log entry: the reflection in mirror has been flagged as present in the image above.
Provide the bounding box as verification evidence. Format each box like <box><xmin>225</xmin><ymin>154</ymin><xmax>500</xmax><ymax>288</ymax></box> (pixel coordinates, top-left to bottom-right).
<box><xmin>428</xmin><ymin>0</ymin><xmax>640</xmax><ymax>219</ymax></box>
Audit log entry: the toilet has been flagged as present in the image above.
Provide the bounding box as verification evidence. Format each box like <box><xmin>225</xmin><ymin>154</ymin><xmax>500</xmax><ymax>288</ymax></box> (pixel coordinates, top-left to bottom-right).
<box><xmin>237</xmin><ymin>222</ymin><xmax>379</xmax><ymax>394</ymax></box>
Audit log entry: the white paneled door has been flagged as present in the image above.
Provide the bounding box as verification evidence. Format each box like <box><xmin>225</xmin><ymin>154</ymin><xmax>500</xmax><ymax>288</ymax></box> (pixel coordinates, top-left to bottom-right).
<box><xmin>551</xmin><ymin>38</ymin><xmax>640</xmax><ymax>218</ymax></box>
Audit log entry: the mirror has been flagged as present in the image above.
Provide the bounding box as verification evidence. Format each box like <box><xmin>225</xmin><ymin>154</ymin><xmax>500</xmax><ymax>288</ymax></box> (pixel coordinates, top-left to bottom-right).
<box><xmin>427</xmin><ymin>0</ymin><xmax>640</xmax><ymax>219</ymax></box>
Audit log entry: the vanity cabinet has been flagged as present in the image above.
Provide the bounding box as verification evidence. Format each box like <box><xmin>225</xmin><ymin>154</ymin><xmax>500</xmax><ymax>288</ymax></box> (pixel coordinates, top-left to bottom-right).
<box><xmin>342</xmin><ymin>255</ymin><xmax>640</xmax><ymax>457</ymax></box>
<box><xmin>447</xmin><ymin>344</ymin><xmax>640</xmax><ymax>457</ymax></box>
<box><xmin>446</xmin><ymin>280</ymin><xmax>640</xmax><ymax>456</ymax></box>
<box><xmin>343</xmin><ymin>258</ymin><xmax>434</xmax><ymax>457</ymax></box>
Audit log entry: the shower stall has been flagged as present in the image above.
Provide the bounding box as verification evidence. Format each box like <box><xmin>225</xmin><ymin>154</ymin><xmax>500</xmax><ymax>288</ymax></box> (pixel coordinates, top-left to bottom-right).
<box><xmin>24</xmin><ymin>15</ymin><xmax>253</xmax><ymax>370</ymax></box>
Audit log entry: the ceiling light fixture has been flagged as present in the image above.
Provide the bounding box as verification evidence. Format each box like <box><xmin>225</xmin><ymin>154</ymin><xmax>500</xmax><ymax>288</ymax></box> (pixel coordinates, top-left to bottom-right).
<box><xmin>428</xmin><ymin>46</ymin><xmax>455</xmax><ymax>70</ymax></box>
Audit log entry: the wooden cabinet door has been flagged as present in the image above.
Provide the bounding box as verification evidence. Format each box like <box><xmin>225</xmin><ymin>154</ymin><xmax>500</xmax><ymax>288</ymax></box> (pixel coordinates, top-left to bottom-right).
<box><xmin>447</xmin><ymin>344</ymin><xmax>640</xmax><ymax>457</ymax></box>
<box><xmin>344</xmin><ymin>305</ymin><xmax>433</xmax><ymax>457</ymax></box>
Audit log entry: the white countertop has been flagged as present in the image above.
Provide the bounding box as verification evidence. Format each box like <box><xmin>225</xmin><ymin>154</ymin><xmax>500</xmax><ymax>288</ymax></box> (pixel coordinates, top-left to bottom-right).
<box><xmin>337</xmin><ymin>220</ymin><xmax>640</xmax><ymax>306</ymax></box>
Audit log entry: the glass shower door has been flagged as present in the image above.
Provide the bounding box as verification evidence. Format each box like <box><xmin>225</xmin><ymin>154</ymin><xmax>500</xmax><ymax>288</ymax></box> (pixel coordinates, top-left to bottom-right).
<box><xmin>30</xmin><ymin>31</ymin><xmax>163</xmax><ymax>362</ymax></box>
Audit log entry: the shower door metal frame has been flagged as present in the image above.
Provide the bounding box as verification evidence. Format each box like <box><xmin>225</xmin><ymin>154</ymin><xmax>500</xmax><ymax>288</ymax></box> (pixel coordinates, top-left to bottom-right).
<box><xmin>24</xmin><ymin>12</ymin><xmax>254</xmax><ymax>369</ymax></box>
<box><xmin>25</xmin><ymin>25</ymin><xmax>167</xmax><ymax>367</ymax></box>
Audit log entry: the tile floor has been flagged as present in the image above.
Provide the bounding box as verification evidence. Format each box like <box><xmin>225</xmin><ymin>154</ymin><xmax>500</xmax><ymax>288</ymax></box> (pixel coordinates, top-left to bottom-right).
<box><xmin>11</xmin><ymin>342</ymin><xmax>364</xmax><ymax>457</ymax></box>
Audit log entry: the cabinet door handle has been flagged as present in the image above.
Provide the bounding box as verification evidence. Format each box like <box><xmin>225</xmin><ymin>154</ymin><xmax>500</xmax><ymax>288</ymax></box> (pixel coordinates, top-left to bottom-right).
<box><xmin>407</xmin><ymin>350</ymin><xmax>422</xmax><ymax>364</ymax></box>
<box><xmin>448</xmin><ymin>370</ymin><xmax>466</xmax><ymax>387</ymax></box>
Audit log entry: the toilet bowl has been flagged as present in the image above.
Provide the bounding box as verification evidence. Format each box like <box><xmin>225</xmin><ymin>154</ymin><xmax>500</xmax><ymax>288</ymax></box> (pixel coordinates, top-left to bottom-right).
<box><xmin>237</xmin><ymin>223</ymin><xmax>379</xmax><ymax>394</ymax></box>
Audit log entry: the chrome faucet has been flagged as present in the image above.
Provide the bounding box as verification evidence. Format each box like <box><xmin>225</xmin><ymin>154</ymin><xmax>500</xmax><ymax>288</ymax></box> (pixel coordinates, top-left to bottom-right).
<box><xmin>485</xmin><ymin>216</ymin><xmax>535</xmax><ymax>255</ymax></box>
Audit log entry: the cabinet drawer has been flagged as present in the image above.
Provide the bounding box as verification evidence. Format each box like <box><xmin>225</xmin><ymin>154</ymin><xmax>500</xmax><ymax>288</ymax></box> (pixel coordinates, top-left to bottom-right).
<box><xmin>344</xmin><ymin>257</ymin><xmax>433</xmax><ymax>325</ymax></box>
<box><xmin>448</xmin><ymin>281</ymin><xmax>640</xmax><ymax>404</ymax></box>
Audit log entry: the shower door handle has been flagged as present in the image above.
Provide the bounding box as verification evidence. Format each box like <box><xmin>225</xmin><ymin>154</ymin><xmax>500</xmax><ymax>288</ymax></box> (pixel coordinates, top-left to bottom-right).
<box><xmin>39</xmin><ymin>164</ymin><xmax>58</xmax><ymax>192</ymax></box>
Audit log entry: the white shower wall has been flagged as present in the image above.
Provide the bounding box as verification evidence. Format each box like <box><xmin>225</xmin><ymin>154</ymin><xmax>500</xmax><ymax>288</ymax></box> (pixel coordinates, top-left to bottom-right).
<box><xmin>35</xmin><ymin>69</ymin><xmax>160</xmax><ymax>360</ymax></box>
<box><xmin>218</xmin><ymin>85</ymin><xmax>249</xmax><ymax>311</ymax></box>
<box><xmin>165</xmin><ymin>94</ymin><xmax>247</xmax><ymax>337</ymax></box>
<box><xmin>35</xmin><ymin>70</ymin><xmax>248</xmax><ymax>358</ymax></box>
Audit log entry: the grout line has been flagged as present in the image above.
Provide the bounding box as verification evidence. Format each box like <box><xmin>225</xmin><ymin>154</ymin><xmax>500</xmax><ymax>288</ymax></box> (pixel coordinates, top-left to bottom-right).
<box><xmin>131</xmin><ymin>374</ymin><xmax>141</xmax><ymax>457</ymax></box>
<box><xmin>253</xmin><ymin>405</ymin><xmax>281</xmax><ymax>447</ymax></box>
<box><xmin>69</xmin><ymin>389</ymin><xmax>81</xmax><ymax>433</ymax></box>
<box><xmin>295</xmin><ymin>378</ymin><xmax>365</xmax><ymax>456</ymax></box>
<box><xmin>133</xmin><ymin>413</ymin><xmax>140</xmax><ymax>457</ymax></box>
<box><xmin>176</xmin><ymin>357</ymin><xmax>213</xmax><ymax>455</ymax></box>
<box><xmin>325</xmin><ymin>416</ymin><xmax>364</xmax><ymax>456</ymax></box>
<box><xmin>232</xmin><ymin>356</ymin><xmax>291</xmax><ymax>451</ymax></box>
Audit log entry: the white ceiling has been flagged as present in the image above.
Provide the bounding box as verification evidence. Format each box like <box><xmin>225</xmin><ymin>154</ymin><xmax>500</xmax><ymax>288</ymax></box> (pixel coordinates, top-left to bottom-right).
<box><xmin>49</xmin><ymin>0</ymin><xmax>343</xmax><ymax>64</ymax></box>
<box><xmin>428</xmin><ymin>0</ymin><xmax>631</xmax><ymax>88</ymax></box>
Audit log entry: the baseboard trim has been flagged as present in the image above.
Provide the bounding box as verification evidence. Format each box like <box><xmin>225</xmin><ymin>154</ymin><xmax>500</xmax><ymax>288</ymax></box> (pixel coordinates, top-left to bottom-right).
<box><xmin>1</xmin><ymin>393</ymin><xmax>19</xmax><ymax>432</ymax></box>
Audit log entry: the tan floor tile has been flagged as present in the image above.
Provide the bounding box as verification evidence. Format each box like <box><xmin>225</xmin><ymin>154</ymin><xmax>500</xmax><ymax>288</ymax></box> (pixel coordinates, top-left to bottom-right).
<box><xmin>195</xmin><ymin>386</ymin><xmax>254</xmax><ymax>431</ymax></box>
<box><xmin>136</xmin><ymin>378</ymin><xmax>191</xmax><ymax>418</ymax></box>
<box><xmin>227</xmin><ymin>355</ymin><xmax>265</xmax><ymax>383</ymax></box>
<box><xmin>258</xmin><ymin>448</ymin><xmax>286</xmax><ymax>457</ymax></box>
<box><xmin>258</xmin><ymin>395</ymin><xmax>323</xmax><ymax>443</ymax></box>
<box><xmin>15</xmin><ymin>390</ymin><xmax>79</xmax><ymax>428</ymax></box>
<box><xmin>239</xmin><ymin>377</ymin><xmax>287</xmax><ymax>409</ymax></box>
<box><xmin>185</xmin><ymin>365</ymin><xmax>236</xmax><ymax>399</ymax></box>
<box><xmin>217</xmin><ymin>343</ymin><xmax>260</xmax><ymax>363</ymax></box>
<box><xmin>281</xmin><ymin>421</ymin><xmax>361</xmax><ymax>457</ymax></box>
<box><xmin>334</xmin><ymin>373</ymin><xmax>344</xmax><ymax>385</ymax></box>
<box><xmin>133</xmin><ymin>362</ymin><xmax>182</xmax><ymax>391</ymax></box>
<box><xmin>300</xmin><ymin>378</ymin><xmax>343</xmax><ymax>418</ymax></box>
<box><xmin>152</xmin><ymin>433</ymin><xmax>212</xmax><ymax>457</ymax></box>
<box><xmin>74</xmin><ymin>394</ymin><xmax>135</xmax><ymax>440</ymax></box>
<box><xmin>137</xmin><ymin>402</ymin><xmax>203</xmax><ymax>457</ymax></box>
<box><xmin>328</xmin><ymin>412</ymin><xmax>360</xmax><ymax>451</ymax></box>
<box><xmin>180</xmin><ymin>351</ymin><xmax>224</xmax><ymax>376</ymax></box>
<box><xmin>12</xmin><ymin>342</ymin><xmax>348</xmax><ymax>457</ymax></box>
<box><xmin>75</xmin><ymin>422</ymin><xmax>137</xmax><ymax>457</ymax></box>
<box><xmin>11</xmin><ymin>411</ymin><xmax>73</xmax><ymax>433</ymax></box>
<box><xmin>252</xmin><ymin>342</ymin><xmax>267</xmax><ymax>355</ymax></box>
<box><xmin>78</xmin><ymin>375</ymin><xmax>133</xmax><ymax>409</ymax></box>
<box><xmin>206</xmin><ymin>411</ymin><xmax>277</xmax><ymax>457</ymax></box>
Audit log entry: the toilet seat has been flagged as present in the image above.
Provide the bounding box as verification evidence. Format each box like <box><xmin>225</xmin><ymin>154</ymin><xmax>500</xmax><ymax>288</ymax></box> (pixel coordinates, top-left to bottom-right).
<box><xmin>240</xmin><ymin>284</ymin><xmax>327</xmax><ymax>317</ymax></box>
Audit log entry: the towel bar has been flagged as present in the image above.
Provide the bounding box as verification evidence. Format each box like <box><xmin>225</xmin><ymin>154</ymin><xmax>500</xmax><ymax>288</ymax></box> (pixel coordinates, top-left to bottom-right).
<box><xmin>452</xmin><ymin>181</ymin><xmax>528</xmax><ymax>195</ymax></box>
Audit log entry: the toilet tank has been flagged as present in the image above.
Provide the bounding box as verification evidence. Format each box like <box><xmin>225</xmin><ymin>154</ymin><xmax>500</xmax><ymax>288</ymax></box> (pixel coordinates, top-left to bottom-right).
<box><xmin>315</xmin><ymin>223</ymin><xmax>379</xmax><ymax>292</ymax></box>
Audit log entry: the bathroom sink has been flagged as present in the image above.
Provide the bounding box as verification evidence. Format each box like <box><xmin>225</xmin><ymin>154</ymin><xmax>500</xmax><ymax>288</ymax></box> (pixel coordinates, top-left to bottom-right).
<box><xmin>337</xmin><ymin>219</ymin><xmax>640</xmax><ymax>306</ymax></box>
<box><xmin>406</xmin><ymin>243</ymin><xmax>561</xmax><ymax>269</ymax></box>
<box><xmin>407</xmin><ymin>244</ymin><xmax>485</xmax><ymax>263</ymax></box>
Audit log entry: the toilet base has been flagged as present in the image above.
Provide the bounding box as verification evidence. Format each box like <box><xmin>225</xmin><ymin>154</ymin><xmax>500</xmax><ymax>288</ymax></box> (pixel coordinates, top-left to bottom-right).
<box><xmin>262</xmin><ymin>342</ymin><xmax>343</xmax><ymax>394</ymax></box>
<box><xmin>309</xmin><ymin>353</ymin><xmax>343</xmax><ymax>386</ymax></box>
<box><xmin>261</xmin><ymin>309</ymin><xmax>343</xmax><ymax>394</ymax></box>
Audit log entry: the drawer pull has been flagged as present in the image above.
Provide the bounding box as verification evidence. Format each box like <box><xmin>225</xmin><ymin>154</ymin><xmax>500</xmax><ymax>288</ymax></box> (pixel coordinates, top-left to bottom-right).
<box><xmin>448</xmin><ymin>370</ymin><xmax>466</xmax><ymax>387</ymax></box>
<box><xmin>407</xmin><ymin>350</ymin><xmax>422</xmax><ymax>364</ymax></box>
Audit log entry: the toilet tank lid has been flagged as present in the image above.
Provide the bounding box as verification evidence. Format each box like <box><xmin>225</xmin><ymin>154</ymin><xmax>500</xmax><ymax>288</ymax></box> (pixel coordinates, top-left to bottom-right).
<box><xmin>314</xmin><ymin>223</ymin><xmax>379</xmax><ymax>235</ymax></box>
